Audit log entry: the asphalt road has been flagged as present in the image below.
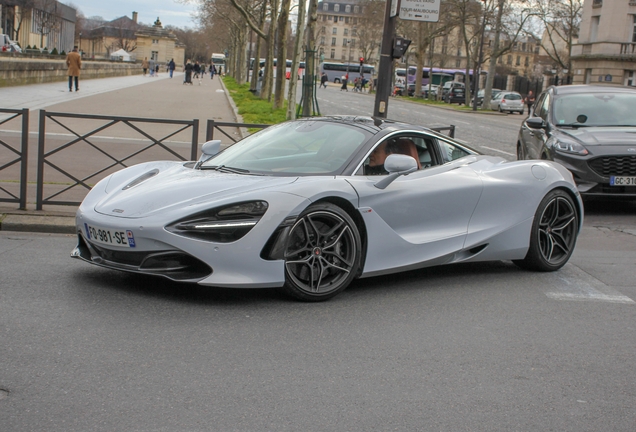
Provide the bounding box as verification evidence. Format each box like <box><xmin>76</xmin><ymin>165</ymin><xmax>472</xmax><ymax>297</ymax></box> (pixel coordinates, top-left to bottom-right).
<box><xmin>1</xmin><ymin>198</ymin><xmax>636</xmax><ymax>431</ymax></box>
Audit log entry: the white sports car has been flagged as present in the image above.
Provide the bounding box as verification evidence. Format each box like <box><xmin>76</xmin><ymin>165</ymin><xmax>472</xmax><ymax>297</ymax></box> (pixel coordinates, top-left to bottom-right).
<box><xmin>72</xmin><ymin>116</ymin><xmax>583</xmax><ymax>301</ymax></box>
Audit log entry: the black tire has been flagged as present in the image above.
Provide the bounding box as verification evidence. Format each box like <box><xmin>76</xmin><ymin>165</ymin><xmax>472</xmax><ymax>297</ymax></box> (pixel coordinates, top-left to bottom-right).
<box><xmin>499</xmin><ymin>106</ymin><xmax>503</xmax><ymax>113</ymax></box>
<box><xmin>514</xmin><ymin>189</ymin><xmax>579</xmax><ymax>272</ymax></box>
<box><xmin>279</xmin><ymin>203</ymin><xmax>362</xmax><ymax>301</ymax></box>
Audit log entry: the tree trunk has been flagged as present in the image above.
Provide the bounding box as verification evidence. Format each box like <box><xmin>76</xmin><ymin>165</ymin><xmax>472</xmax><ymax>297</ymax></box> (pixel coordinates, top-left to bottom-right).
<box><xmin>286</xmin><ymin>0</ymin><xmax>308</xmax><ymax>120</ymax></box>
<box><xmin>483</xmin><ymin>0</ymin><xmax>505</xmax><ymax>111</ymax></box>
<box><xmin>274</xmin><ymin>0</ymin><xmax>293</xmax><ymax>109</ymax></box>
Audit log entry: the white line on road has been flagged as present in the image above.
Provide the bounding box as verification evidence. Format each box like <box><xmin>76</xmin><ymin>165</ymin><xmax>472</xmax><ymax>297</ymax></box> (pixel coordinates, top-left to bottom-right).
<box><xmin>480</xmin><ymin>145</ymin><xmax>515</xmax><ymax>156</ymax></box>
<box><xmin>540</xmin><ymin>265</ymin><xmax>635</xmax><ymax>304</ymax></box>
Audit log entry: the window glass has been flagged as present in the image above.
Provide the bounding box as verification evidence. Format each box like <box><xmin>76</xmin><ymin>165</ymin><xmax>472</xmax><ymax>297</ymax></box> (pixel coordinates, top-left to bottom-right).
<box><xmin>359</xmin><ymin>135</ymin><xmax>434</xmax><ymax>175</ymax></box>
<box><xmin>538</xmin><ymin>94</ymin><xmax>550</xmax><ymax>120</ymax></box>
<box><xmin>438</xmin><ymin>140</ymin><xmax>470</xmax><ymax>164</ymax></box>
<box><xmin>551</xmin><ymin>92</ymin><xmax>636</xmax><ymax>126</ymax></box>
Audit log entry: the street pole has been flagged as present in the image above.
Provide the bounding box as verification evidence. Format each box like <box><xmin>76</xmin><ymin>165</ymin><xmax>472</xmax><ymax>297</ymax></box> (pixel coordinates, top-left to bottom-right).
<box><xmin>373</xmin><ymin>0</ymin><xmax>398</xmax><ymax>118</ymax></box>
<box><xmin>472</xmin><ymin>0</ymin><xmax>487</xmax><ymax>111</ymax></box>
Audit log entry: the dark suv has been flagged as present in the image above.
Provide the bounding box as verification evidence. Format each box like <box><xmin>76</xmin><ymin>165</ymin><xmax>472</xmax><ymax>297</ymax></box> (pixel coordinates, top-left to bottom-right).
<box><xmin>517</xmin><ymin>84</ymin><xmax>636</xmax><ymax>199</ymax></box>
<box><xmin>442</xmin><ymin>82</ymin><xmax>466</xmax><ymax>104</ymax></box>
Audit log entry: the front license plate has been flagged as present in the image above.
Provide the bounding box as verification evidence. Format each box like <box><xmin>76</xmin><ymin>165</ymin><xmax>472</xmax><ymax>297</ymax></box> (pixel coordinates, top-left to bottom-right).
<box><xmin>610</xmin><ymin>176</ymin><xmax>636</xmax><ymax>186</ymax></box>
<box><xmin>84</xmin><ymin>223</ymin><xmax>136</xmax><ymax>248</ymax></box>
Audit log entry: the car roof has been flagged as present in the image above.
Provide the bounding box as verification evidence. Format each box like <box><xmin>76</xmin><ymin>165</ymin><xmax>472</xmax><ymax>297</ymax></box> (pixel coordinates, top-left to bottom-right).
<box><xmin>548</xmin><ymin>84</ymin><xmax>636</xmax><ymax>96</ymax></box>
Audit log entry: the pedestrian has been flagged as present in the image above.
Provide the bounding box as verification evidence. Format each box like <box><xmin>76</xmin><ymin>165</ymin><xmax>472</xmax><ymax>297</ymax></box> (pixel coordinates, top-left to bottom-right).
<box><xmin>66</xmin><ymin>45</ymin><xmax>81</xmax><ymax>92</ymax></box>
<box><xmin>340</xmin><ymin>75</ymin><xmax>348</xmax><ymax>92</ymax></box>
<box><xmin>155</xmin><ymin>63</ymin><xmax>159</xmax><ymax>77</ymax></box>
<box><xmin>219</xmin><ymin>65</ymin><xmax>223</xmax><ymax>76</ymax></box>
<box><xmin>193</xmin><ymin>61</ymin><xmax>200</xmax><ymax>79</ymax></box>
<box><xmin>168</xmin><ymin>58</ymin><xmax>175</xmax><ymax>78</ymax></box>
<box><xmin>149</xmin><ymin>60</ymin><xmax>155</xmax><ymax>77</ymax></box>
<box><xmin>184</xmin><ymin>59</ymin><xmax>193</xmax><ymax>85</ymax></box>
<box><xmin>210</xmin><ymin>64</ymin><xmax>217</xmax><ymax>79</ymax></box>
<box><xmin>320</xmin><ymin>72</ymin><xmax>328</xmax><ymax>88</ymax></box>
<box><xmin>142</xmin><ymin>57</ymin><xmax>149</xmax><ymax>76</ymax></box>
<box><xmin>524</xmin><ymin>90</ymin><xmax>536</xmax><ymax>114</ymax></box>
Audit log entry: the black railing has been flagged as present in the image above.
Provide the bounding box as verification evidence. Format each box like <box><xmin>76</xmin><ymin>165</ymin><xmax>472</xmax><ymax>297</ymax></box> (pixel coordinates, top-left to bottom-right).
<box><xmin>205</xmin><ymin>119</ymin><xmax>271</xmax><ymax>143</ymax></box>
<box><xmin>0</xmin><ymin>108</ymin><xmax>29</xmax><ymax>209</ymax></box>
<box><xmin>36</xmin><ymin>111</ymin><xmax>199</xmax><ymax>209</ymax></box>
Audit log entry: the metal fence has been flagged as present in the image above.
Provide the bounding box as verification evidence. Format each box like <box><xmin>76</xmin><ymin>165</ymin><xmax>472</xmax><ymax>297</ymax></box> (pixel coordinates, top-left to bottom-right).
<box><xmin>0</xmin><ymin>108</ymin><xmax>29</xmax><ymax>209</ymax></box>
<box><xmin>36</xmin><ymin>110</ymin><xmax>200</xmax><ymax>209</ymax></box>
<box><xmin>0</xmin><ymin>110</ymin><xmax>459</xmax><ymax>211</ymax></box>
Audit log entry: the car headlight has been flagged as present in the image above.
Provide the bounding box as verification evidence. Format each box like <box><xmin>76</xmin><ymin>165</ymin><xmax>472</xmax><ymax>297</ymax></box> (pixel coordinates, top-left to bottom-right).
<box><xmin>552</xmin><ymin>139</ymin><xmax>589</xmax><ymax>156</ymax></box>
<box><xmin>166</xmin><ymin>201</ymin><xmax>268</xmax><ymax>242</ymax></box>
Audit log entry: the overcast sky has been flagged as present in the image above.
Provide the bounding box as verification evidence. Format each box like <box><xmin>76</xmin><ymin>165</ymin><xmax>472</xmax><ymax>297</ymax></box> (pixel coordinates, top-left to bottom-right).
<box><xmin>66</xmin><ymin>0</ymin><xmax>199</xmax><ymax>29</ymax></box>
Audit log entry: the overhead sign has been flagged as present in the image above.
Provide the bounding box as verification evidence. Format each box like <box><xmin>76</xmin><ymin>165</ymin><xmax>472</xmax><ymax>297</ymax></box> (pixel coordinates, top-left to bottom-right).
<box><xmin>399</xmin><ymin>0</ymin><xmax>441</xmax><ymax>22</ymax></box>
<box><xmin>390</xmin><ymin>0</ymin><xmax>399</xmax><ymax>17</ymax></box>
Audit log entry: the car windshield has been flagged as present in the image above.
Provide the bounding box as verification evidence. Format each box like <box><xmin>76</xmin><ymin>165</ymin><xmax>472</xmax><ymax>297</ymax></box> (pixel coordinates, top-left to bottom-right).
<box><xmin>553</xmin><ymin>92</ymin><xmax>636</xmax><ymax>127</ymax></box>
<box><xmin>201</xmin><ymin>120</ymin><xmax>370</xmax><ymax>175</ymax></box>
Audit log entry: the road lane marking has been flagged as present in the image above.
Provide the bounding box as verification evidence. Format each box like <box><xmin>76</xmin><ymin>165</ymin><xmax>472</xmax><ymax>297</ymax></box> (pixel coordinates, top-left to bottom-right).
<box><xmin>480</xmin><ymin>145</ymin><xmax>515</xmax><ymax>156</ymax></box>
<box><xmin>540</xmin><ymin>265</ymin><xmax>635</xmax><ymax>304</ymax></box>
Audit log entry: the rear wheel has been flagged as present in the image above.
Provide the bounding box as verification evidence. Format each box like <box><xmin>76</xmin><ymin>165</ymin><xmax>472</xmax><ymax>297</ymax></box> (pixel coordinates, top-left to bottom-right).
<box><xmin>499</xmin><ymin>106</ymin><xmax>503</xmax><ymax>113</ymax></box>
<box><xmin>280</xmin><ymin>203</ymin><xmax>361</xmax><ymax>301</ymax></box>
<box><xmin>514</xmin><ymin>190</ymin><xmax>578</xmax><ymax>272</ymax></box>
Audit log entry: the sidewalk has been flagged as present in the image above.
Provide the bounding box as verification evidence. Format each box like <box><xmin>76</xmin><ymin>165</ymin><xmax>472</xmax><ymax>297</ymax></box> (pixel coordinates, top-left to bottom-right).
<box><xmin>0</xmin><ymin>72</ymin><xmax>241</xmax><ymax>234</ymax></box>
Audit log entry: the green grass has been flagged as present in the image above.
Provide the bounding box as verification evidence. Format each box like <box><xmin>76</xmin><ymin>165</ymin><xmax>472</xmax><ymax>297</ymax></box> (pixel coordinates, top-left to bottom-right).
<box><xmin>222</xmin><ymin>76</ymin><xmax>288</xmax><ymax>125</ymax></box>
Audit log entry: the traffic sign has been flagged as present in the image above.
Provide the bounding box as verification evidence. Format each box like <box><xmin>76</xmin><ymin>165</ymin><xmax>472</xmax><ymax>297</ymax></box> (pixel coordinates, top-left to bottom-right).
<box><xmin>399</xmin><ymin>0</ymin><xmax>441</xmax><ymax>22</ymax></box>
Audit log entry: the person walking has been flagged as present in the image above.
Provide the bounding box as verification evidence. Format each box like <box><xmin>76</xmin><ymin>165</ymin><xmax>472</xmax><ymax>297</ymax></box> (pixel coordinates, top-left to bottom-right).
<box><xmin>210</xmin><ymin>64</ymin><xmax>217</xmax><ymax>79</ymax></box>
<box><xmin>168</xmin><ymin>59</ymin><xmax>175</xmax><ymax>78</ymax></box>
<box><xmin>184</xmin><ymin>59</ymin><xmax>193</xmax><ymax>85</ymax></box>
<box><xmin>154</xmin><ymin>63</ymin><xmax>160</xmax><ymax>77</ymax></box>
<box><xmin>320</xmin><ymin>72</ymin><xmax>328</xmax><ymax>88</ymax></box>
<box><xmin>340</xmin><ymin>74</ymin><xmax>348</xmax><ymax>91</ymax></box>
<box><xmin>66</xmin><ymin>45</ymin><xmax>81</xmax><ymax>92</ymax></box>
<box><xmin>142</xmin><ymin>57</ymin><xmax>149</xmax><ymax>76</ymax></box>
<box><xmin>524</xmin><ymin>90</ymin><xmax>535</xmax><ymax>115</ymax></box>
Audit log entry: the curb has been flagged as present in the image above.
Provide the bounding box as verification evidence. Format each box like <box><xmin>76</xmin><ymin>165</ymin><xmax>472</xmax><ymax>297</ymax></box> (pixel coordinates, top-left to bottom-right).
<box><xmin>0</xmin><ymin>214</ymin><xmax>76</xmax><ymax>234</ymax></box>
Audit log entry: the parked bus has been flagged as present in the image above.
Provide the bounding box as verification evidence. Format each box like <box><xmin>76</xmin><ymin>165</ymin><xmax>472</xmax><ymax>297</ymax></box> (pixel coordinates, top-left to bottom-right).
<box><xmin>406</xmin><ymin>66</ymin><xmax>472</xmax><ymax>87</ymax></box>
<box><xmin>250</xmin><ymin>58</ymin><xmax>305</xmax><ymax>78</ymax></box>
<box><xmin>211</xmin><ymin>53</ymin><xmax>226</xmax><ymax>72</ymax></box>
<box><xmin>319</xmin><ymin>62</ymin><xmax>376</xmax><ymax>83</ymax></box>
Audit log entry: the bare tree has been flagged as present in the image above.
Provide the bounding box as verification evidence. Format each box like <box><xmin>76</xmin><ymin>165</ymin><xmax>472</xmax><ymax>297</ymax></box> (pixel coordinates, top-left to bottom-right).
<box><xmin>357</xmin><ymin>0</ymin><xmax>385</xmax><ymax>64</ymax></box>
<box><xmin>286</xmin><ymin>0</ymin><xmax>307</xmax><ymax>120</ymax></box>
<box><xmin>34</xmin><ymin>0</ymin><xmax>62</xmax><ymax>48</ymax></box>
<box><xmin>1</xmin><ymin>0</ymin><xmax>36</xmax><ymax>42</ymax></box>
<box><xmin>525</xmin><ymin>0</ymin><xmax>582</xmax><ymax>77</ymax></box>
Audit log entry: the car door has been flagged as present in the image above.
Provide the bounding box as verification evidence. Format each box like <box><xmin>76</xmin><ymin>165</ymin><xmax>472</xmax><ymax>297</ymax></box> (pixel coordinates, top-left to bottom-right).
<box><xmin>521</xmin><ymin>92</ymin><xmax>551</xmax><ymax>159</ymax></box>
<box><xmin>347</xmin><ymin>133</ymin><xmax>483</xmax><ymax>275</ymax></box>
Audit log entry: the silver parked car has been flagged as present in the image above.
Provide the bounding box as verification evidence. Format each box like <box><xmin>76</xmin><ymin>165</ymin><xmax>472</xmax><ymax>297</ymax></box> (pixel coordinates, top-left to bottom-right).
<box><xmin>72</xmin><ymin>116</ymin><xmax>582</xmax><ymax>301</ymax></box>
<box><xmin>491</xmin><ymin>91</ymin><xmax>524</xmax><ymax>114</ymax></box>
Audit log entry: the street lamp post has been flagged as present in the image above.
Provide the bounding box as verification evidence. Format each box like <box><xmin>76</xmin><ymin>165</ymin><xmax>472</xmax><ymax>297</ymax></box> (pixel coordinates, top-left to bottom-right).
<box><xmin>79</xmin><ymin>32</ymin><xmax>82</xmax><ymax>56</ymax></box>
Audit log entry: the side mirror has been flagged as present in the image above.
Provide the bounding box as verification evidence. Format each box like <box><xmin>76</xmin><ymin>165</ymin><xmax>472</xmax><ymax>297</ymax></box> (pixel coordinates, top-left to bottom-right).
<box><xmin>525</xmin><ymin>117</ymin><xmax>545</xmax><ymax>130</ymax></box>
<box><xmin>374</xmin><ymin>154</ymin><xmax>418</xmax><ymax>190</ymax></box>
<box><xmin>195</xmin><ymin>140</ymin><xmax>222</xmax><ymax>168</ymax></box>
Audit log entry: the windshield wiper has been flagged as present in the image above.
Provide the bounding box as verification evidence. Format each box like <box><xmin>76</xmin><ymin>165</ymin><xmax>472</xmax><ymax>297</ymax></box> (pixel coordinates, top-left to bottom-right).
<box><xmin>201</xmin><ymin>165</ymin><xmax>250</xmax><ymax>174</ymax></box>
<box><xmin>558</xmin><ymin>123</ymin><xmax>590</xmax><ymax>128</ymax></box>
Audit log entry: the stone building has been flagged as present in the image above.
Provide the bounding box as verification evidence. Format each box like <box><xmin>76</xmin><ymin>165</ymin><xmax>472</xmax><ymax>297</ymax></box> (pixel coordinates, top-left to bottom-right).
<box><xmin>81</xmin><ymin>14</ymin><xmax>185</xmax><ymax>67</ymax></box>
<box><xmin>570</xmin><ymin>0</ymin><xmax>636</xmax><ymax>86</ymax></box>
<box><xmin>1</xmin><ymin>0</ymin><xmax>76</xmax><ymax>52</ymax></box>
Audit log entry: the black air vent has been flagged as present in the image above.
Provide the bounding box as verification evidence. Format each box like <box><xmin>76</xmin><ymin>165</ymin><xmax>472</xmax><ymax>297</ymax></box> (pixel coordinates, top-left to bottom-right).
<box><xmin>588</xmin><ymin>156</ymin><xmax>636</xmax><ymax>176</ymax></box>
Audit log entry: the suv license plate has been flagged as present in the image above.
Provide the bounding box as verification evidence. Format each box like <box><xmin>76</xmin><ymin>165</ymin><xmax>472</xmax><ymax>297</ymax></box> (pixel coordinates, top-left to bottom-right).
<box><xmin>610</xmin><ymin>176</ymin><xmax>636</xmax><ymax>186</ymax></box>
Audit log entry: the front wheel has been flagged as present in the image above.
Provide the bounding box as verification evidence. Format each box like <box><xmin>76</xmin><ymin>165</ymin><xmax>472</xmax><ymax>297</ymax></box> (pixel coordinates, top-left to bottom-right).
<box><xmin>514</xmin><ymin>190</ymin><xmax>579</xmax><ymax>272</ymax></box>
<box><xmin>517</xmin><ymin>142</ymin><xmax>526</xmax><ymax>160</ymax></box>
<box><xmin>280</xmin><ymin>203</ymin><xmax>362</xmax><ymax>301</ymax></box>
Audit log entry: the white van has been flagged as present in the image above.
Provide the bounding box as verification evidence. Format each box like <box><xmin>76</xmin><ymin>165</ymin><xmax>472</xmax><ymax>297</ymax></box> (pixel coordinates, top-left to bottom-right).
<box><xmin>1</xmin><ymin>34</ymin><xmax>22</xmax><ymax>53</ymax></box>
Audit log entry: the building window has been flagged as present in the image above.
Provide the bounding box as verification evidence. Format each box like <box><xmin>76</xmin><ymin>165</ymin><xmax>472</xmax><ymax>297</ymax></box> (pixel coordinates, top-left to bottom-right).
<box><xmin>345</xmin><ymin>17</ymin><xmax>349</xmax><ymax>24</ymax></box>
<box><xmin>590</xmin><ymin>16</ymin><xmax>600</xmax><ymax>42</ymax></box>
<box><xmin>151</xmin><ymin>51</ymin><xmax>158</xmax><ymax>60</ymax></box>
<box><xmin>354</xmin><ymin>6</ymin><xmax>359</xmax><ymax>13</ymax></box>
<box><xmin>352</xmin><ymin>28</ymin><xmax>357</xmax><ymax>36</ymax></box>
<box><xmin>351</xmin><ymin>39</ymin><xmax>355</xmax><ymax>48</ymax></box>
<box><xmin>345</xmin><ymin>5</ymin><xmax>351</xmax><ymax>13</ymax></box>
<box><xmin>334</xmin><ymin>4</ymin><xmax>339</xmax><ymax>12</ymax></box>
<box><xmin>339</xmin><ymin>16</ymin><xmax>344</xmax><ymax>22</ymax></box>
<box><xmin>507</xmin><ymin>55</ymin><xmax>512</xmax><ymax>65</ymax></box>
<box><xmin>321</xmin><ymin>36</ymin><xmax>325</xmax><ymax>45</ymax></box>
<box><xmin>524</xmin><ymin>56</ymin><xmax>529</xmax><ymax>66</ymax></box>
<box><xmin>330</xmin><ymin>49</ymin><xmax>335</xmax><ymax>59</ymax></box>
<box><xmin>592</xmin><ymin>0</ymin><xmax>602</xmax><ymax>7</ymax></box>
<box><xmin>353</xmin><ymin>18</ymin><xmax>357</xmax><ymax>24</ymax></box>
<box><xmin>323</xmin><ymin>15</ymin><xmax>327</xmax><ymax>21</ymax></box>
<box><xmin>343</xmin><ymin>38</ymin><xmax>348</xmax><ymax>47</ymax></box>
<box><xmin>344</xmin><ymin>28</ymin><xmax>348</xmax><ymax>36</ymax></box>
<box><xmin>332</xmin><ymin>37</ymin><xmax>336</xmax><ymax>46</ymax></box>
<box><xmin>323</xmin><ymin>3</ymin><xmax>328</xmax><ymax>11</ymax></box>
<box><xmin>328</xmin><ymin>16</ymin><xmax>332</xmax><ymax>21</ymax></box>
<box><xmin>516</xmin><ymin>55</ymin><xmax>520</xmax><ymax>65</ymax></box>
<box><xmin>522</xmin><ymin>42</ymin><xmax>526</xmax><ymax>51</ymax></box>
<box><xmin>333</xmin><ymin>27</ymin><xmax>337</xmax><ymax>34</ymax></box>
<box><xmin>321</xmin><ymin>26</ymin><xmax>326</xmax><ymax>33</ymax></box>
<box><xmin>625</xmin><ymin>70</ymin><xmax>636</xmax><ymax>86</ymax></box>
<box><xmin>633</xmin><ymin>15</ymin><xmax>636</xmax><ymax>43</ymax></box>
<box><xmin>152</xmin><ymin>39</ymin><xmax>159</xmax><ymax>44</ymax></box>
<box><xmin>455</xmin><ymin>59</ymin><xmax>461</xmax><ymax>68</ymax></box>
